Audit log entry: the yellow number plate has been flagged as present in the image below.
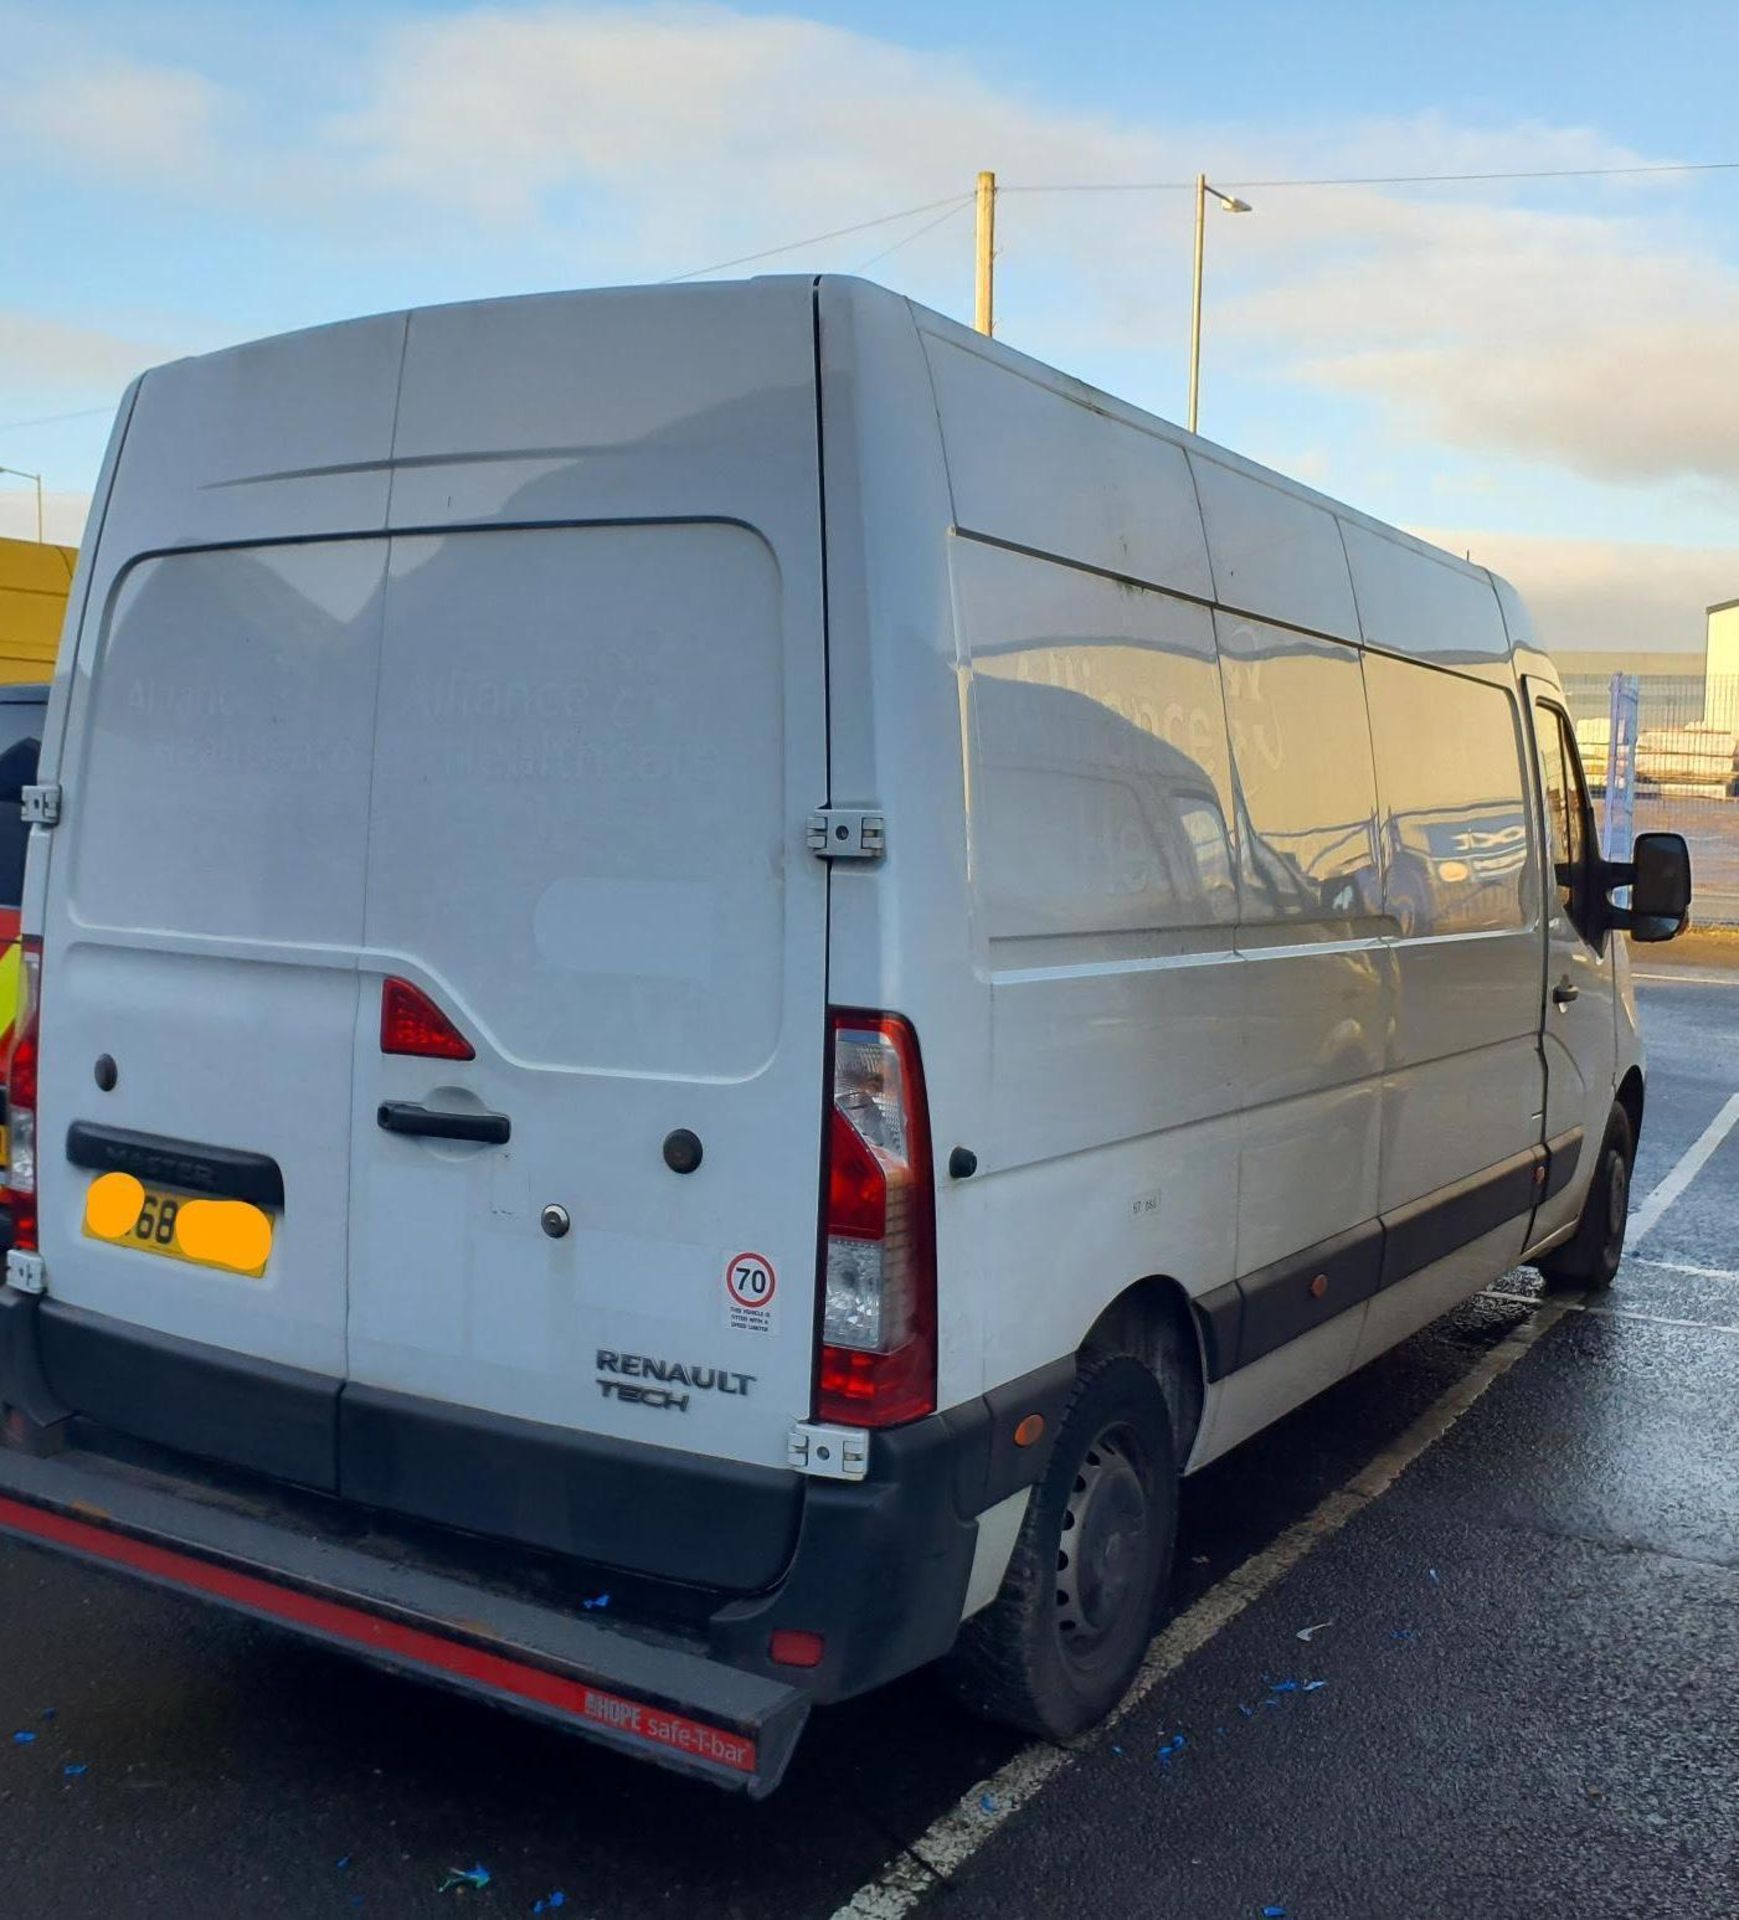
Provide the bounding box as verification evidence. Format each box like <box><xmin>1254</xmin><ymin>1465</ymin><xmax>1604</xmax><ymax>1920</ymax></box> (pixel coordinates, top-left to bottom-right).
<box><xmin>83</xmin><ymin>1172</ymin><xmax>273</xmax><ymax>1279</ymax></box>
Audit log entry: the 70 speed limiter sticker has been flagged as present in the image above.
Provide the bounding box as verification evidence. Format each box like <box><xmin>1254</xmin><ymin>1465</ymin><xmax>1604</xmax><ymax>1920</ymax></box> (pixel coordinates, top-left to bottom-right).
<box><xmin>723</xmin><ymin>1251</ymin><xmax>778</xmax><ymax>1335</ymax></box>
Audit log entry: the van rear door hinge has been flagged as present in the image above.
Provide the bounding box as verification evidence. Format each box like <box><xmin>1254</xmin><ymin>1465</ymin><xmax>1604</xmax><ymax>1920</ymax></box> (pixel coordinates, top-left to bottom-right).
<box><xmin>806</xmin><ymin>809</ymin><xmax>884</xmax><ymax>861</ymax></box>
<box><xmin>21</xmin><ymin>784</ymin><xmax>60</xmax><ymax>826</ymax></box>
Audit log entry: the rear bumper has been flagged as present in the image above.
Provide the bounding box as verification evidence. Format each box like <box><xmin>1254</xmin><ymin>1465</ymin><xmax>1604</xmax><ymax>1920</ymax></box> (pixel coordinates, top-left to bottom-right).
<box><xmin>0</xmin><ymin>1288</ymin><xmax>1073</xmax><ymax>1787</ymax></box>
<box><xmin>0</xmin><ymin>1438</ymin><xmax>808</xmax><ymax>1795</ymax></box>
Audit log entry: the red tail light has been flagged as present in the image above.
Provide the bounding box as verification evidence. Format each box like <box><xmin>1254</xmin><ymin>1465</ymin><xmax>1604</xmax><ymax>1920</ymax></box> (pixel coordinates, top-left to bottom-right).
<box><xmin>5</xmin><ymin>937</ymin><xmax>41</xmax><ymax>1254</ymax></box>
<box><xmin>816</xmin><ymin>1009</ymin><xmax>936</xmax><ymax>1429</ymax></box>
<box><xmin>380</xmin><ymin>977</ymin><xmax>475</xmax><ymax>1060</ymax></box>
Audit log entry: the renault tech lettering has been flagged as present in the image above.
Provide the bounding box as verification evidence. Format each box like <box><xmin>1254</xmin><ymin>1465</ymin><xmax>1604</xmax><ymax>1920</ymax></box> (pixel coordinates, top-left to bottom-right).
<box><xmin>0</xmin><ymin>278</ymin><xmax>1692</xmax><ymax>1795</ymax></box>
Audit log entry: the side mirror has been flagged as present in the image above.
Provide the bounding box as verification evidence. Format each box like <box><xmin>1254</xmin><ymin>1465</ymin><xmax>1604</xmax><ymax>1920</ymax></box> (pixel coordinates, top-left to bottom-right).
<box><xmin>1606</xmin><ymin>830</ymin><xmax>1692</xmax><ymax>942</ymax></box>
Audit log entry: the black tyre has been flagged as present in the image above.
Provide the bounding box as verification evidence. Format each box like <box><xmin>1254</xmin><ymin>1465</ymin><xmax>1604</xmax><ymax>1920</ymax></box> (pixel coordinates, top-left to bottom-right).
<box><xmin>945</xmin><ymin>1353</ymin><xmax>1177</xmax><ymax>1741</ymax></box>
<box><xmin>1538</xmin><ymin>1103</ymin><xmax>1634</xmax><ymax>1290</ymax></box>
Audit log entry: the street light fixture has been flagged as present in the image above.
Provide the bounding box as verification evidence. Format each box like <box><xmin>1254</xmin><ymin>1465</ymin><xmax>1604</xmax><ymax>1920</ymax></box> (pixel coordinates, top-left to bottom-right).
<box><xmin>0</xmin><ymin>466</ymin><xmax>45</xmax><ymax>543</ymax></box>
<box><xmin>1187</xmin><ymin>174</ymin><xmax>1252</xmax><ymax>435</ymax></box>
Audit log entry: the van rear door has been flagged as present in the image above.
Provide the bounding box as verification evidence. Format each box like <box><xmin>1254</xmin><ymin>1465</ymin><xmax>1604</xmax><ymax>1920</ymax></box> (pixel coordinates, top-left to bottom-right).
<box><xmin>339</xmin><ymin>287</ymin><xmax>832</xmax><ymax>1554</ymax></box>
<box><xmin>33</xmin><ymin>539</ymin><xmax>388</xmax><ymax>1486</ymax></box>
<box><xmin>343</xmin><ymin>521</ymin><xmax>829</xmax><ymax>1510</ymax></box>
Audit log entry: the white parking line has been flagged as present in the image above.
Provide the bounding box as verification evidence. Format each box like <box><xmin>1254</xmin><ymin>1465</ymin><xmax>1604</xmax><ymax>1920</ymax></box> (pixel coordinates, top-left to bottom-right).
<box><xmin>1634</xmin><ymin>970</ymin><xmax>1739</xmax><ymax>989</ymax></box>
<box><xmin>835</xmin><ymin>1101</ymin><xmax>1739</xmax><ymax>1920</ymax></box>
<box><xmin>830</xmin><ymin>1292</ymin><xmax>1580</xmax><ymax>1920</ymax></box>
<box><xmin>1484</xmin><ymin>1288</ymin><xmax>1739</xmax><ymax>1338</ymax></box>
<box><xmin>1629</xmin><ymin>1255</ymin><xmax>1739</xmax><ymax>1283</ymax></box>
<box><xmin>1628</xmin><ymin>1092</ymin><xmax>1739</xmax><ymax>1244</ymax></box>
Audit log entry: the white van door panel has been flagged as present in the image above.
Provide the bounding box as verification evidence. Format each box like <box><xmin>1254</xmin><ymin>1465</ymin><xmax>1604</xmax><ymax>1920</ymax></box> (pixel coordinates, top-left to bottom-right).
<box><xmin>347</xmin><ymin>523</ymin><xmax>827</xmax><ymax>1470</ymax></box>
<box><xmin>1527</xmin><ymin>688</ymin><xmax>1618</xmax><ymax>1242</ymax></box>
<box><xmin>38</xmin><ymin>540</ymin><xmax>385</xmax><ymax>1375</ymax></box>
<box><xmin>1219</xmin><ymin>615</ymin><xmax>1388</xmax><ymax>1399</ymax></box>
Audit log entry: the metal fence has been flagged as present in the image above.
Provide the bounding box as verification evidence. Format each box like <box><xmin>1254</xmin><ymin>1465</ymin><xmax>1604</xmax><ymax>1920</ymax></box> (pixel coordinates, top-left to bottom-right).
<box><xmin>1563</xmin><ymin>673</ymin><xmax>1739</xmax><ymax>929</ymax></box>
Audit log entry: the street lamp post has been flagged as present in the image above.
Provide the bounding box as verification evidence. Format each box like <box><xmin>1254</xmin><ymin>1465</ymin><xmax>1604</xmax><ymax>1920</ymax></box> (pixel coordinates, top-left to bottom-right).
<box><xmin>0</xmin><ymin>466</ymin><xmax>45</xmax><ymax>542</ymax></box>
<box><xmin>1187</xmin><ymin>174</ymin><xmax>1252</xmax><ymax>435</ymax></box>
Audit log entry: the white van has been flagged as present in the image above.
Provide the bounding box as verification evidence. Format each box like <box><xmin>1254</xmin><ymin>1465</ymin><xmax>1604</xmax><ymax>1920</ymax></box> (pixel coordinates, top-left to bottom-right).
<box><xmin>0</xmin><ymin>278</ymin><xmax>1692</xmax><ymax>1794</ymax></box>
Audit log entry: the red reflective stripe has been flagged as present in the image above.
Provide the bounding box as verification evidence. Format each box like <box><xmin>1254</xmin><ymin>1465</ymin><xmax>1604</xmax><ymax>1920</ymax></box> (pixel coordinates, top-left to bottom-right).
<box><xmin>0</xmin><ymin>1494</ymin><xmax>756</xmax><ymax>1776</ymax></box>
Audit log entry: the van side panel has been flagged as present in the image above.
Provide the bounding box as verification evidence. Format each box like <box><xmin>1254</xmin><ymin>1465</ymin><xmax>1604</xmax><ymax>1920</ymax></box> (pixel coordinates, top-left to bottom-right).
<box><xmin>955</xmin><ymin>541</ymin><xmax>1245</xmax><ymax>1398</ymax></box>
<box><xmin>902</xmin><ymin>309</ymin><xmax>1243</xmax><ymax>1410</ymax></box>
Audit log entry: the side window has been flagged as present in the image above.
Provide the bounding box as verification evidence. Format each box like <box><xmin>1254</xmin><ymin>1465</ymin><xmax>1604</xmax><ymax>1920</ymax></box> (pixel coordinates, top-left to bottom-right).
<box><xmin>1364</xmin><ymin>655</ymin><xmax>1533</xmax><ymax>937</ymax></box>
<box><xmin>1535</xmin><ymin>701</ymin><xmax>1590</xmax><ymax>923</ymax></box>
<box><xmin>1218</xmin><ymin>617</ymin><xmax>1380</xmax><ymax>928</ymax></box>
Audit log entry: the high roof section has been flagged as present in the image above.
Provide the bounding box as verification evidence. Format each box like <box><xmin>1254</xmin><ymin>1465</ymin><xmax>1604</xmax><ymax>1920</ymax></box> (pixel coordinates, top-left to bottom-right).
<box><xmin>878</xmin><ymin>275</ymin><xmax>1518</xmax><ymax>669</ymax></box>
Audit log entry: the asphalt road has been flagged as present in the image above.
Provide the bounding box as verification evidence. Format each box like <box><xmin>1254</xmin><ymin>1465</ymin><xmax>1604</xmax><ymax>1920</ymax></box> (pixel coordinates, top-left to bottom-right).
<box><xmin>2</xmin><ymin>975</ymin><xmax>1736</xmax><ymax>1918</ymax></box>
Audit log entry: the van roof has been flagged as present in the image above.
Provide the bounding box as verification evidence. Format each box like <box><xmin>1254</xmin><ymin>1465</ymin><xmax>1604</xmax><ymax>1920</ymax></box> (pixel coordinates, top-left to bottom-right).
<box><xmin>124</xmin><ymin>274</ymin><xmax>1527</xmax><ymax>660</ymax></box>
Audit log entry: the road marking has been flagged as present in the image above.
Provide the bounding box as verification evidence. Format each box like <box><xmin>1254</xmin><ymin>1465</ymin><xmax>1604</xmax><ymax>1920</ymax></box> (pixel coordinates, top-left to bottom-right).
<box><xmin>1627</xmin><ymin>1092</ymin><xmax>1739</xmax><ymax>1245</ymax></box>
<box><xmin>1634</xmin><ymin>970</ymin><xmax>1739</xmax><ymax>989</ymax></box>
<box><xmin>1485</xmin><ymin>1288</ymin><xmax>1739</xmax><ymax>1337</ymax></box>
<box><xmin>1629</xmin><ymin>1255</ymin><xmax>1739</xmax><ymax>1283</ymax></box>
<box><xmin>831</xmin><ymin>1292</ymin><xmax>1581</xmax><ymax>1920</ymax></box>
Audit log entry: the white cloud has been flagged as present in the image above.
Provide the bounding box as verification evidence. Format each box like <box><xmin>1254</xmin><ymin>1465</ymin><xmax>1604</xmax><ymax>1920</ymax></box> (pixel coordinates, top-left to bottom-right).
<box><xmin>0</xmin><ymin>311</ymin><xmax>162</xmax><ymax>392</ymax></box>
<box><xmin>9</xmin><ymin>58</ymin><xmax>226</xmax><ymax>183</ymax></box>
<box><xmin>1249</xmin><ymin>199</ymin><xmax>1739</xmax><ymax>486</ymax></box>
<box><xmin>5</xmin><ymin>3</ymin><xmax>1739</xmax><ymax>507</ymax></box>
<box><xmin>314</xmin><ymin>8</ymin><xmax>1739</xmax><ymax>489</ymax></box>
<box><xmin>1418</xmin><ymin>527</ymin><xmax>1738</xmax><ymax>656</ymax></box>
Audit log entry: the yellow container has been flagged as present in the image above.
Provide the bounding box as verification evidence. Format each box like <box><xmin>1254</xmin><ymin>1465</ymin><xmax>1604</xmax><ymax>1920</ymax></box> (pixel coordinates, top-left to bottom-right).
<box><xmin>0</xmin><ymin>535</ymin><xmax>77</xmax><ymax>684</ymax></box>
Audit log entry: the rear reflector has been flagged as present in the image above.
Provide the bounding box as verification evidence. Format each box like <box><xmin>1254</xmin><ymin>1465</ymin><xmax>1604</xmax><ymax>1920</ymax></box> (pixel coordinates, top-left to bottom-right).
<box><xmin>816</xmin><ymin>1009</ymin><xmax>936</xmax><ymax>1429</ymax></box>
<box><xmin>767</xmin><ymin>1629</ymin><xmax>826</xmax><ymax>1669</ymax></box>
<box><xmin>380</xmin><ymin>977</ymin><xmax>475</xmax><ymax>1060</ymax></box>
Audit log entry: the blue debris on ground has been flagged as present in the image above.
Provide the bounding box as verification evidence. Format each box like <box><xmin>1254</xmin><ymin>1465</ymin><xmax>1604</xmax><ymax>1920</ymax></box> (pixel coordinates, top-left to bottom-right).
<box><xmin>532</xmin><ymin>1895</ymin><xmax>567</xmax><ymax>1914</ymax></box>
<box><xmin>438</xmin><ymin>1863</ymin><xmax>493</xmax><ymax>1894</ymax></box>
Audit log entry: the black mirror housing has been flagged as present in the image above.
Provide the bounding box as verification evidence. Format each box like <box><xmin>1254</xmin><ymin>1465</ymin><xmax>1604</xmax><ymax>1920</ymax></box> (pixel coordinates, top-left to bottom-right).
<box><xmin>1605</xmin><ymin>831</ymin><xmax>1692</xmax><ymax>943</ymax></box>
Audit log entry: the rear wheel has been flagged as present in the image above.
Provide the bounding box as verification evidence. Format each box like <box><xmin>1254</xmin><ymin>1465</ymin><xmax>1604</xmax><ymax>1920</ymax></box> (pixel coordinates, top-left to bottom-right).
<box><xmin>945</xmin><ymin>1353</ymin><xmax>1177</xmax><ymax>1741</ymax></box>
<box><xmin>1539</xmin><ymin>1103</ymin><xmax>1634</xmax><ymax>1290</ymax></box>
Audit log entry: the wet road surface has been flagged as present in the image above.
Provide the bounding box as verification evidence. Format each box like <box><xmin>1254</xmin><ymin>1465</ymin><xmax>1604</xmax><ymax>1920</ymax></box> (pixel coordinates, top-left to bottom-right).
<box><xmin>1</xmin><ymin>976</ymin><xmax>1735</xmax><ymax>1918</ymax></box>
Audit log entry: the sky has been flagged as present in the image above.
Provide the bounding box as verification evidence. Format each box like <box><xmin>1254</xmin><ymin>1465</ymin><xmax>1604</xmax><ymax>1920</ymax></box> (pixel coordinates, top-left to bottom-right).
<box><xmin>3</xmin><ymin>0</ymin><xmax>1738</xmax><ymax>654</ymax></box>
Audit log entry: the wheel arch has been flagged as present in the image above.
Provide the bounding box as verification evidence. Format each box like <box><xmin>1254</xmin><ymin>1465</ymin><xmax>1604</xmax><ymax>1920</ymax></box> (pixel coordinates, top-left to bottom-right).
<box><xmin>1616</xmin><ymin>1065</ymin><xmax>1645</xmax><ymax>1147</ymax></box>
<box><xmin>1079</xmin><ymin>1274</ymin><xmax>1206</xmax><ymax>1468</ymax></box>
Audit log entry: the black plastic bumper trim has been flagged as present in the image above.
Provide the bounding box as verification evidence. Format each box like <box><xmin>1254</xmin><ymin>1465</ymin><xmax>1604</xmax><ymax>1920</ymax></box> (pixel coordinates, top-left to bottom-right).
<box><xmin>1543</xmin><ymin>1126</ymin><xmax>1584</xmax><ymax>1203</ymax></box>
<box><xmin>34</xmin><ymin>1299</ymin><xmax>338</xmax><ymax>1490</ymax></box>
<box><xmin>1379</xmin><ymin>1144</ymin><xmax>1541</xmax><ymax>1291</ymax></box>
<box><xmin>1198</xmin><ymin>1144</ymin><xmax>1550</xmax><ymax>1382</ymax></box>
<box><xmin>339</xmin><ymin>1381</ymin><xmax>802</xmax><ymax>1593</ymax></box>
<box><xmin>1237</xmin><ymin>1217</ymin><xmax>1385</xmax><ymax>1370</ymax></box>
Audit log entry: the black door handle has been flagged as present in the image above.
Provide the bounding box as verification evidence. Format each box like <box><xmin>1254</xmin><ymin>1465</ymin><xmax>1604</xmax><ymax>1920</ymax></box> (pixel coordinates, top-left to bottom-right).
<box><xmin>1552</xmin><ymin>978</ymin><xmax>1580</xmax><ymax>1008</ymax></box>
<box><xmin>377</xmin><ymin>1101</ymin><xmax>511</xmax><ymax>1145</ymax></box>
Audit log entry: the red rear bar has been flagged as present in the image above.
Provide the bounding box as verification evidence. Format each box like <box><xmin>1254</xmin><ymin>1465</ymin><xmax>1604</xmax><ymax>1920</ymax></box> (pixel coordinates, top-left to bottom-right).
<box><xmin>0</xmin><ymin>1492</ymin><xmax>756</xmax><ymax>1777</ymax></box>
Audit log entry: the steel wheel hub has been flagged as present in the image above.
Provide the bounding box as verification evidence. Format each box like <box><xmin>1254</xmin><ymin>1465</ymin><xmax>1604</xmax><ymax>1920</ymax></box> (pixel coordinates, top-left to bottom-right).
<box><xmin>1055</xmin><ymin>1427</ymin><xmax>1148</xmax><ymax>1656</ymax></box>
<box><xmin>1606</xmin><ymin>1152</ymin><xmax>1629</xmax><ymax>1245</ymax></box>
